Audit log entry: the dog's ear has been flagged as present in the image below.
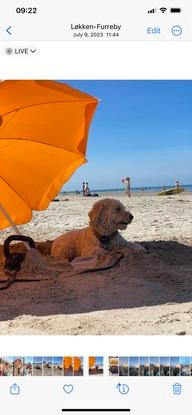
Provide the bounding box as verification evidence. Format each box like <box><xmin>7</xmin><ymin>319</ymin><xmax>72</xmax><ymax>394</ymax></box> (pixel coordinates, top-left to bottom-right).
<box><xmin>88</xmin><ymin>201</ymin><xmax>105</xmax><ymax>226</ymax></box>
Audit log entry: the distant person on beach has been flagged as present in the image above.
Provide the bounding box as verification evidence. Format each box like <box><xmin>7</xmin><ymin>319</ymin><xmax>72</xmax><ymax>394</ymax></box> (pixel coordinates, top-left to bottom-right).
<box><xmin>85</xmin><ymin>182</ymin><xmax>90</xmax><ymax>196</ymax></box>
<box><xmin>82</xmin><ymin>182</ymin><xmax>98</xmax><ymax>197</ymax></box>
<box><xmin>121</xmin><ymin>177</ymin><xmax>131</xmax><ymax>197</ymax></box>
<box><xmin>175</xmin><ymin>180</ymin><xmax>180</xmax><ymax>189</ymax></box>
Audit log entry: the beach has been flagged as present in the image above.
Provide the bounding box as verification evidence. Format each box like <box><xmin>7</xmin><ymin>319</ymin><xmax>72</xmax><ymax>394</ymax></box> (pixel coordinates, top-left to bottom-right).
<box><xmin>0</xmin><ymin>191</ymin><xmax>192</xmax><ymax>335</ymax></box>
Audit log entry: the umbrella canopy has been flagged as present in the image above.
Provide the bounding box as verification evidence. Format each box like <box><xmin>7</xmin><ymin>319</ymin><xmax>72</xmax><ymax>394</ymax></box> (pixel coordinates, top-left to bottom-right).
<box><xmin>0</xmin><ymin>80</ymin><xmax>98</xmax><ymax>230</ymax></box>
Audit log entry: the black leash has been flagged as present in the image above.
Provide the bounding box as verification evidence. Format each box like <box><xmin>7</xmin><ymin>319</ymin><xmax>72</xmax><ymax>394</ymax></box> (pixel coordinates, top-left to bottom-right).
<box><xmin>0</xmin><ymin>276</ymin><xmax>49</xmax><ymax>291</ymax></box>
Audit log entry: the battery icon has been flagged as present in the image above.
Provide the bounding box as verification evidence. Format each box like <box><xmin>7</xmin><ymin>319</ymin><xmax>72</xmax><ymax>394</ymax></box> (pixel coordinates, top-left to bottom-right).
<box><xmin>170</xmin><ymin>8</ymin><xmax>182</xmax><ymax>13</ymax></box>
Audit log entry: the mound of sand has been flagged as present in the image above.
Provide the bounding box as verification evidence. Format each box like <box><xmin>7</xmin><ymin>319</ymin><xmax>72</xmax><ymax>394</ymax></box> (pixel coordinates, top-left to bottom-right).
<box><xmin>0</xmin><ymin>240</ymin><xmax>192</xmax><ymax>335</ymax></box>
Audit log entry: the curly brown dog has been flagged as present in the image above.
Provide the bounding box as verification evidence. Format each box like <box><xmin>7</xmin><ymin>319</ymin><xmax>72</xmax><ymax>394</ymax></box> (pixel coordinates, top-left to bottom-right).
<box><xmin>51</xmin><ymin>198</ymin><xmax>145</xmax><ymax>261</ymax></box>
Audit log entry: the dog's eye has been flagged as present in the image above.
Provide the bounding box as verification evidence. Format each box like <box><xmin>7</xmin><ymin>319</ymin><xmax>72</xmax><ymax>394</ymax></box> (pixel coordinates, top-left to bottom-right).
<box><xmin>116</xmin><ymin>207</ymin><xmax>121</xmax><ymax>212</ymax></box>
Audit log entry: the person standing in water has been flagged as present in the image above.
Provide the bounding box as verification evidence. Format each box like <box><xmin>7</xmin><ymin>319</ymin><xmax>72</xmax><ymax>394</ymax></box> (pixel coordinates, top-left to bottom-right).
<box><xmin>175</xmin><ymin>180</ymin><xmax>180</xmax><ymax>189</ymax></box>
<box><xmin>84</xmin><ymin>182</ymin><xmax>90</xmax><ymax>196</ymax></box>
<box><xmin>82</xmin><ymin>182</ymin><xmax>85</xmax><ymax>196</ymax></box>
<box><xmin>121</xmin><ymin>177</ymin><xmax>131</xmax><ymax>197</ymax></box>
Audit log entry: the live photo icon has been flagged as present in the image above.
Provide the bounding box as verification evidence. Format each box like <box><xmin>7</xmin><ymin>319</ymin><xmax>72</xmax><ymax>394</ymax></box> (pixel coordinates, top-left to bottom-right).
<box><xmin>10</xmin><ymin>383</ymin><xmax>20</xmax><ymax>396</ymax></box>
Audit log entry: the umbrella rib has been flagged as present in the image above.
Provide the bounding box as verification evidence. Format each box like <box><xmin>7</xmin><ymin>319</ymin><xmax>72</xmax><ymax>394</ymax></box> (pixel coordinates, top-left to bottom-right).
<box><xmin>0</xmin><ymin>137</ymin><xmax>86</xmax><ymax>157</ymax></box>
<box><xmin>1</xmin><ymin>99</ymin><xmax>97</xmax><ymax>118</ymax></box>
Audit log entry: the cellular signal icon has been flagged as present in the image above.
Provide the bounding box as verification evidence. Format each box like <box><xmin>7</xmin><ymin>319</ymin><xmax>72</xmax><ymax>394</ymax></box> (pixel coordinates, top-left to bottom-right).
<box><xmin>160</xmin><ymin>7</ymin><xmax>167</xmax><ymax>13</ymax></box>
<box><xmin>148</xmin><ymin>8</ymin><xmax>157</xmax><ymax>13</ymax></box>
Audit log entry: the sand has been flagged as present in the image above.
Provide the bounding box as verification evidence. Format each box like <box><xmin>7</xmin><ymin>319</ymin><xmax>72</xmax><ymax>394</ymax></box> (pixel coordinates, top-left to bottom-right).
<box><xmin>0</xmin><ymin>191</ymin><xmax>192</xmax><ymax>335</ymax></box>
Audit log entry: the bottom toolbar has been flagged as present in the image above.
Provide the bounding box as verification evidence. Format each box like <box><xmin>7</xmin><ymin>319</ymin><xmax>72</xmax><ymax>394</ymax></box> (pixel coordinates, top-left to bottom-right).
<box><xmin>0</xmin><ymin>376</ymin><xmax>191</xmax><ymax>415</ymax></box>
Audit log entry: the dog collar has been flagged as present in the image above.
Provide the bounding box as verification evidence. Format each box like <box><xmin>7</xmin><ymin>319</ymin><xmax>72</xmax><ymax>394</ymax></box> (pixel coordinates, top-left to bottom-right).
<box><xmin>93</xmin><ymin>229</ymin><xmax>118</xmax><ymax>250</ymax></box>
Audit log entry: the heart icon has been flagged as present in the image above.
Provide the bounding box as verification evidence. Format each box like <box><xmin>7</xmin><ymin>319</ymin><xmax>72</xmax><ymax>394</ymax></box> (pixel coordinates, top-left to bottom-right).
<box><xmin>63</xmin><ymin>384</ymin><xmax>74</xmax><ymax>394</ymax></box>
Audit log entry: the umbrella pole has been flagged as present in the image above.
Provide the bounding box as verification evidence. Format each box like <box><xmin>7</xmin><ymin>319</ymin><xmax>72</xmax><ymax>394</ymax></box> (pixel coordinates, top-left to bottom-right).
<box><xmin>0</xmin><ymin>204</ymin><xmax>31</xmax><ymax>251</ymax></box>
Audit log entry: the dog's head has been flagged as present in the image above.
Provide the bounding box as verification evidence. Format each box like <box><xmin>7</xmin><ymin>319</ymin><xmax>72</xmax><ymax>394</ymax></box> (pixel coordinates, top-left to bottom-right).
<box><xmin>88</xmin><ymin>198</ymin><xmax>133</xmax><ymax>235</ymax></box>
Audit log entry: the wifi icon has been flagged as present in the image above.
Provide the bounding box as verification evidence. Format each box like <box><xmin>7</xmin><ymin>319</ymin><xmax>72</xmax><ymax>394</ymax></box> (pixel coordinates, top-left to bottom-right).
<box><xmin>160</xmin><ymin>7</ymin><xmax>167</xmax><ymax>13</ymax></box>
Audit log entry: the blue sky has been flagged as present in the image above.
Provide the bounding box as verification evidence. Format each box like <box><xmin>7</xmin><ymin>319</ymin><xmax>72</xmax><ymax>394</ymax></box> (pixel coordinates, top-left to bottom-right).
<box><xmin>53</xmin><ymin>356</ymin><xmax>63</xmax><ymax>364</ymax></box>
<box><xmin>150</xmin><ymin>357</ymin><xmax>159</xmax><ymax>365</ymax></box>
<box><xmin>60</xmin><ymin>80</ymin><xmax>192</xmax><ymax>190</ymax></box>
<box><xmin>180</xmin><ymin>357</ymin><xmax>190</xmax><ymax>366</ymax></box>
<box><xmin>95</xmin><ymin>356</ymin><xmax>103</xmax><ymax>366</ymax></box>
<box><xmin>43</xmin><ymin>357</ymin><xmax>53</xmax><ymax>363</ymax></box>
<box><xmin>33</xmin><ymin>356</ymin><xmax>42</xmax><ymax>364</ymax></box>
<box><xmin>129</xmin><ymin>357</ymin><xmax>139</xmax><ymax>367</ymax></box>
<box><xmin>160</xmin><ymin>357</ymin><xmax>170</xmax><ymax>365</ymax></box>
<box><xmin>119</xmin><ymin>357</ymin><xmax>128</xmax><ymax>366</ymax></box>
<box><xmin>170</xmin><ymin>357</ymin><xmax>179</xmax><ymax>367</ymax></box>
<box><xmin>140</xmin><ymin>357</ymin><xmax>149</xmax><ymax>365</ymax></box>
<box><xmin>24</xmin><ymin>357</ymin><xmax>33</xmax><ymax>364</ymax></box>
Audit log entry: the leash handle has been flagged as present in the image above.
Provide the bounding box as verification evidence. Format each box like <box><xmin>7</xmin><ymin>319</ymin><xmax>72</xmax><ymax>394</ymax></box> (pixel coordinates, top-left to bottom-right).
<box><xmin>3</xmin><ymin>235</ymin><xmax>35</xmax><ymax>260</ymax></box>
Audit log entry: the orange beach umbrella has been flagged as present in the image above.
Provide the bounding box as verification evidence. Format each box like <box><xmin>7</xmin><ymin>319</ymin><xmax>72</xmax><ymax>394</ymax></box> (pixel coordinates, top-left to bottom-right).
<box><xmin>0</xmin><ymin>80</ymin><xmax>98</xmax><ymax>231</ymax></box>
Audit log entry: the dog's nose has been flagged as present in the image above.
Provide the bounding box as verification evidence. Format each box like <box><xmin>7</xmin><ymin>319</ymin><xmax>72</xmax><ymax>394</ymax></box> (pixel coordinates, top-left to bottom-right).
<box><xmin>130</xmin><ymin>214</ymin><xmax>134</xmax><ymax>220</ymax></box>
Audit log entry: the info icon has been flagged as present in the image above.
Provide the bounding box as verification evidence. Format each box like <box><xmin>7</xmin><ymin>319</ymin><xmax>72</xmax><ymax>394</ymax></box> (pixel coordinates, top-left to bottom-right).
<box><xmin>116</xmin><ymin>383</ymin><xmax>129</xmax><ymax>395</ymax></box>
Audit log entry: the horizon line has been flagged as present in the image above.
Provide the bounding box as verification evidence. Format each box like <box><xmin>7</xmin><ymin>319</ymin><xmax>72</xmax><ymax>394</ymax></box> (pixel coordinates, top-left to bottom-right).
<box><xmin>62</xmin><ymin>183</ymin><xmax>192</xmax><ymax>193</ymax></box>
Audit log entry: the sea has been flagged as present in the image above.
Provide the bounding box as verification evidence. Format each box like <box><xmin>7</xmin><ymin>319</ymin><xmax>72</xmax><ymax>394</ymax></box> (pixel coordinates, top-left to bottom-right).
<box><xmin>62</xmin><ymin>184</ymin><xmax>192</xmax><ymax>194</ymax></box>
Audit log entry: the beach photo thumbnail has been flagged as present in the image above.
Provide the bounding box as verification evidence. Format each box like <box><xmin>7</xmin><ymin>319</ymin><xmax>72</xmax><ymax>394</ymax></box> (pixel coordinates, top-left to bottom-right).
<box><xmin>33</xmin><ymin>356</ymin><xmax>43</xmax><ymax>376</ymax></box>
<box><xmin>89</xmin><ymin>356</ymin><xmax>104</xmax><ymax>376</ymax></box>
<box><xmin>23</xmin><ymin>357</ymin><xmax>33</xmax><ymax>376</ymax></box>
<box><xmin>74</xmin><ymin>357</ymin><xmax>84</xmax><ymax>376</ymax></box>
<box><xmin>43</xmin><ymin>357</ymin><xmax>53</xmax><ymax>376</ymax></box>
<box><xmin>64</xmin><ymin>357</ymin><xmax>74</xmax><ymax>376</ymax></box>
<box><xmin>53</xmin><ymin>357</ymin><xmax>63</xmax><ymax>376</ymax></box>
<box><xmin>63</xmin><ymin>356</ymin><xmax>83</xmax><ymax>376</ymax></box>
<box><xmin>0</xmin><ymin>80</ymin><xmax>192</xmax><ymax>336</ymax></box>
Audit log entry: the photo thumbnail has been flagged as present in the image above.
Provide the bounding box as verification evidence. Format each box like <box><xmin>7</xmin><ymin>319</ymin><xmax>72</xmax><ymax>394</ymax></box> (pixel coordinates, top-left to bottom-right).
<box><xmin>53</xmin><ymin>357</ymin><xmax>63</xmax><ymax>376</ymax></box>
<box><xmin>33</xmin><ymin>357</ymin><xmax>43</xmax><ymax>376</ymax></box>
<box><xmin>43</xmin><ymin>357</ymin><xmax>53</xmax><ymax>376</ymax></box>
<box><xmin>89</xmin><ymin>356</ymin><xmax>104</xmax><ymax>376</ymax></box>
<box><xmin>23</xmin><ymin>357</ymin><xmax>33</xmax><ymax>376</ymax></box>
<box><xmin>160</xmin><ymin>357</ymin><xmax>170</xmax><ymax>376</ymax></box>
<box><xmin>63</xmin><ymin>357</ymin><xmax>83</xmax><ymax>376</ymax></box>
<box><xmin>180</xmin><ymin>357</ymin><xmax>191</xmax><ymax>376</ymax></box>
<box><xmin>139</xmin><ymin>357</ymin><xmax>150</xmax><ymax>376</ymax></box>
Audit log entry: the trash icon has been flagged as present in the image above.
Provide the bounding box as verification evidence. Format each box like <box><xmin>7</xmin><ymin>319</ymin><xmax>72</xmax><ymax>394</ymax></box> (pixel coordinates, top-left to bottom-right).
<box><xmin>173</xmin><ymin>383</ymin><xmax>182</xmax><ymax>395</ymax></box>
